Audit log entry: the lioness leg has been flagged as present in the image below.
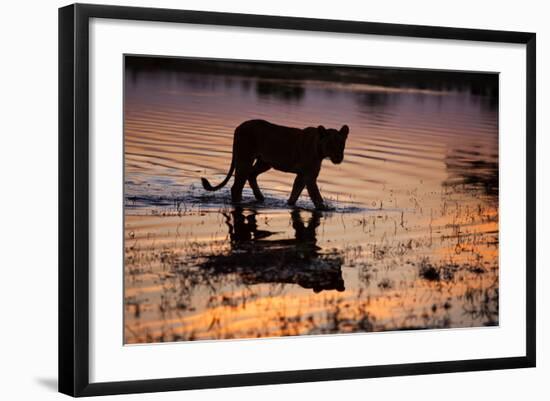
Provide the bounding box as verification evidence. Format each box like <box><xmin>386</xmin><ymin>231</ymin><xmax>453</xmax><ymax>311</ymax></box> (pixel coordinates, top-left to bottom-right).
<box><xmin>305</xmin><ymin>179</ymin><xmax>325</xmax><ymax>209</ymax></box>
<box><xmin>288</xmin><ymin>175</ymin><xmax>306</xmax><ymax>206</ymax></box>
<box><xmin>248</xmin><ymin>160</ymin><xmax>271</xmax><ymax>201</ymax></box>
<box><xmin>231</xmin><ymin>158</ymin><xmax>254</xmax><ymax>203</ymax></box>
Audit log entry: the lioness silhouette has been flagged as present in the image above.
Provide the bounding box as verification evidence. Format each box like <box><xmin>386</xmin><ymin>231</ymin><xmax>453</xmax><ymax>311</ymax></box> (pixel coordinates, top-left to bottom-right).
<box><xmin>201</xmin><ymin>119</ymin><xmax>349</xmax><ymax>209</ymax></box>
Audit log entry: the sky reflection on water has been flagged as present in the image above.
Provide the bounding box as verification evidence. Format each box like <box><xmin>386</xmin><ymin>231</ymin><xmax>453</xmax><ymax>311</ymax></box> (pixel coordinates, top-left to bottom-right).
<box><xmin>124</xmin><ymin>57</ymin><xmax>499</xmax><ymax>343</ymax></box>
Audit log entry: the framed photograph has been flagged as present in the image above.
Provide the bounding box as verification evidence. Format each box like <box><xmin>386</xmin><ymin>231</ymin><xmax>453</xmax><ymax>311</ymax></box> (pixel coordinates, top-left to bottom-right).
<box><xmin>59</xmin><ymin>3</ymin><xmax>536</xmax><ymax>397</ymax></box>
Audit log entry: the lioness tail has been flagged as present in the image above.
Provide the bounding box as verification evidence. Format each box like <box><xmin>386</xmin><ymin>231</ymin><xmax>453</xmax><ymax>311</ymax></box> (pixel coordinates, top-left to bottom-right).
<box><xmin>201</xmin><ymin>159</ymin><xmax>235</xmax><ymax>191</ymax></box>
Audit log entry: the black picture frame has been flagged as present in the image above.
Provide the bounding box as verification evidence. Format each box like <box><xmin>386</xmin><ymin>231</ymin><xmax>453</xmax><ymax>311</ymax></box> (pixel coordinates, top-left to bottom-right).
<box><xmin>59</xmin><ymin>3</ymin><xmax>536</xmax><ymax>397</ymax></box>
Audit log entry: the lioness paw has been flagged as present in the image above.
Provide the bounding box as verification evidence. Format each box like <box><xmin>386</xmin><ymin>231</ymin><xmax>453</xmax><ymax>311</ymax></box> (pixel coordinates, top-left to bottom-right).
<box><xmin>315</xmin><ymin>203</ymin><xmax>334</xmax><ymax>211</ymax></box>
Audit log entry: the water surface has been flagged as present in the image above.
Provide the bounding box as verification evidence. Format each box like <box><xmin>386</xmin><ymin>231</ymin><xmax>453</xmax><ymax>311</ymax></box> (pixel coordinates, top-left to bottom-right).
<box><xmin>124</xmin><ymin>58</ymin><xmax>499</xmax><ymax>343</ymax></box>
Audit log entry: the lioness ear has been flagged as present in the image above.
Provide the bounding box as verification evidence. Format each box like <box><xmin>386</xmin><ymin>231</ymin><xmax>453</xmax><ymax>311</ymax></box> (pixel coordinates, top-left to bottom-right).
<box><xmin>340</xmin><ymin>125</ymin><xmax>349</xmax><ymax>137</ymax></box>
<box><xmin>318</xmin><ymin>125</ymin><xmax>328</xmax><ymax>138</ymax></box>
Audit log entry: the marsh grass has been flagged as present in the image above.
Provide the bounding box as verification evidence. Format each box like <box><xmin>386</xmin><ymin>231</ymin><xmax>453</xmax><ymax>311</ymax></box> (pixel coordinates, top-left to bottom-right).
<box><xmin>124</xmin><ymin>183</ymin><xmax>498</xmax><ymax>343</ymax></box>
<box><xmin>123</xmin><ymin>62</ymin><xmax>499</xmax><ymax>343</ymax></box>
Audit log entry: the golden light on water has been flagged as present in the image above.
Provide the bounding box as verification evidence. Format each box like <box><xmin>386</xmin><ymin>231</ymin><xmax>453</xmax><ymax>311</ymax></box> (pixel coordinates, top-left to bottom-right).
<box><xmin>124</xmin><ymin>58</ymin><xmax>499</xmax><ymax>343</ymax></box>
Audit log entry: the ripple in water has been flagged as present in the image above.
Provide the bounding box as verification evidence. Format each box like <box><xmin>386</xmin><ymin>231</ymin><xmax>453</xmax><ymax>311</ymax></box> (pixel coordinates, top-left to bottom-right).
<box><xmin>124</xmin><ymin>57</ymin><xmax>499</xmax><ymax>343</ymax></box>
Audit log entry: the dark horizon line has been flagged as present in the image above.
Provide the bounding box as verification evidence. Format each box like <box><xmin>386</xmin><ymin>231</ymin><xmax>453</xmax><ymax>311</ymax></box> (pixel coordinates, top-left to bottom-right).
<box><xmin>124</xmin><ymin>54</ymin><xmax>499</xmax><ymax>94</ymax></box>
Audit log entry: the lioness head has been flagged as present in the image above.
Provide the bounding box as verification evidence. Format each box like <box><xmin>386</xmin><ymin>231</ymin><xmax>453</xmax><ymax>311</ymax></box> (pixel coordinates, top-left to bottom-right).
<box><xmin>318</xmin><ymin>125</ymin><xmax>349</xmax><ymax>164</ymax></box>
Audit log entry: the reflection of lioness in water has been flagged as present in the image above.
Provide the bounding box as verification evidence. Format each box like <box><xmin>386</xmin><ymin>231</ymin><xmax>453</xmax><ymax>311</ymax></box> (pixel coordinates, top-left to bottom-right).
<box><xmin>201</xmin><ymin>119</ymin><xmax>349</xmax><ymax>209</ymax></box>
